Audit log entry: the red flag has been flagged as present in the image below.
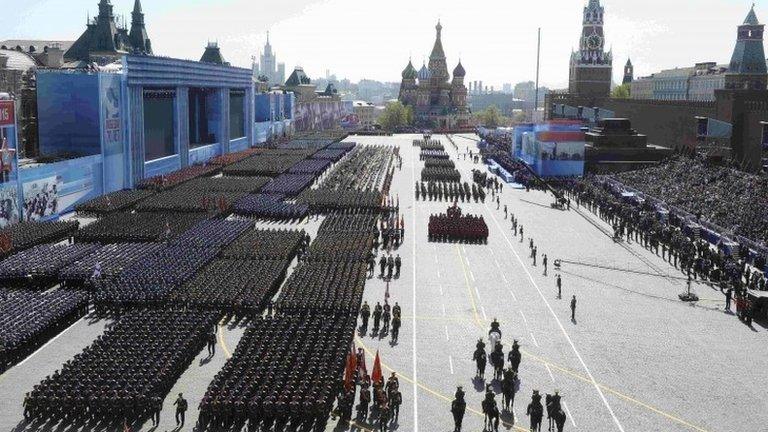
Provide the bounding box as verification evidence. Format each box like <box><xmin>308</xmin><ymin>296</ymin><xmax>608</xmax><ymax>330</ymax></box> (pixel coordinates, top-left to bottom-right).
<box><xmin>343</xmin><ymin>345</ymin><xmax>357</xmax><ymax>392</ymax></box>
<box><xmin>371</xmin><ymin>350</ymin><xmax>384</xmax><ymax>385</ymax></box>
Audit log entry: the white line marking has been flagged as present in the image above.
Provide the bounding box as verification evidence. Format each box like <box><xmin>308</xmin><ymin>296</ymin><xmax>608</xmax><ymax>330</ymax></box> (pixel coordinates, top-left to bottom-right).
<box><xmin>493</xmin><ymin>258</ymin><xmax>501</xmax><ymax>268</ymax></box>
<box><xmin>449</xmin><ymin>355</ymin><xmax>455</xmax><ymax>374</ymax></box>
<box><xmin>485</xmin><ymin>202</ymin><xmax>626</xmax><ymax>432</ymax></box>
<box><xmin>442</xmin><ymin>303</ymin><xmax>446</xmax><ymax>316</ymax></box>
<box><xmin>481</xmin><ymin>306</ymin><xmax>488</xmax><ymax>321</ymax></box>
<box><xmin>489</xmin><ymin>247</ymin><xmax>496</xmax><ymax>257</ymax></box>
<box><xmin>530</xmin><ymin>332</ymin><xmax>539</xmax><ymax>348</ymax></box>
<box><xmin>440</xmin><ymin>285</ymin><xmax>444</xmax><ymax>296</ymax></box>
<box><xmin>14</xmin><ymin>315</ymin><xmax>84</xmax><ymax>368</ymax></box>
<box><xmin>473</xmin><ymin>285</ymin><xmax>482</xmax><ymax>301</ymax></box>
<box><xmin>520</xmin><ymin>310</ymin><xmax>529</xmax><ymax>328</ymax></box>
<box><xmin>545</xmin><ymin>364</ymin><xmax>555</xmax><ymax>382</ymax></box>
<box><xmin>469</xmin><ymin>268</ymin><xmax>476</xmax><ymax>282</ymax></box>
<box><xmin>563</xmin><ymin>401</ymin><xmax>577</xmax><ymax>427</ymax></box>
<box><xmin>411</xmin><ymin>144</ymin><xmax>419</xmax><ymax>432</ymax></box>
<box><xmin>445</xmin><ymin>326</ymin><xmax>450</xmax><ymax>341</ymax></box>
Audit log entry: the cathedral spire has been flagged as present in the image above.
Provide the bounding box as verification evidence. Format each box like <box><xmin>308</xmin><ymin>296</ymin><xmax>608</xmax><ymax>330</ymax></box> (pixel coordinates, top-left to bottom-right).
<box><xmin>133</xmin><ymin>0</ymin><xmax>142</xmax><ymax>14</ymax></box>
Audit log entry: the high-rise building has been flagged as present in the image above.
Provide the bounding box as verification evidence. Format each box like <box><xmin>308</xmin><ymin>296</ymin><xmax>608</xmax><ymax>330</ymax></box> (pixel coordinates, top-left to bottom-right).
<box><xmin>253</xmin><ymin>32</ymin><xmax>286</xmax><ymax>85</ymax></box>
<box><xmin>568</xmin><ymin>0</ymin><xmax>613</xmax><ymax>97</ymax></box>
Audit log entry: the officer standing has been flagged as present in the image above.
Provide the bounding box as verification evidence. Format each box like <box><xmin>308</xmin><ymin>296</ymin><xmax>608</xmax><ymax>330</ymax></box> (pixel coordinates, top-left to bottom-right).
<box><xmin>556</xmin><ymin>275</ymin><xmax>562</xmax><ymax>299</ymax></box>
<box><xmin>391</xmin><ymin>314</ymin><xmax>401</xmax><ymax>342</ymax></box>
<box><xmin>395</xmin><ymin>255</ymin><xmax>402</xmax><ymax>278</ymax></box>
<box><xmin>725</xmin><ymin>287</ymin><xmax>733</xmax><ymax>311</ymax></box>
<box><xmin>174</xmin><ymin>393</ymin><xmax>188</xmax><ymax>427</ymax></box>
<box><xmin>543</xmin><ymin>254</ymin><xmax>548</xmax><ymax>276</ymax></box>
<box><xmin>360</xmin><ymin>301</ymin><xmax>371</xmax><ymax>332</ymax></box>
<box><xmin>379</xmin><ymin>256</ymin><xmax>386</xmax><ymax>278</ymax></box>
<box><xmin>373</xmin><ymin>302</ymin><xmax>383</xmax><ymax>332</ymax></box>
<box><xmin>570</xmin><ymin>296</ymin><xmax>577</xmax><ymax>322</ymax></box>
<box><xmin>206</xmin><ymin>329</ymin><xmax>216</xmax><ymax>357</ymax></box>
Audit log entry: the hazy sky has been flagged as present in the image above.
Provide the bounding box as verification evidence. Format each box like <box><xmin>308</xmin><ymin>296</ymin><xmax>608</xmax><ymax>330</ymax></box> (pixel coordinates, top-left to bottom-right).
<box><xmin>0</xmin><ymin>0</ymin><xmax>759</xmax><ymax>88</ymax></box>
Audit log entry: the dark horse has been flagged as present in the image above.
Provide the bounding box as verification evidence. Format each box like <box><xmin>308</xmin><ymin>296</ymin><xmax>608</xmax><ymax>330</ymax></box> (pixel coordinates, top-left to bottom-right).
<box><xmin>545</xmin><ymin>394</ymin><xmax>562</xmax><ymax>431</ymax></box>
<box><xmin>473</xmin><ymin>347</ymin><xmax>487</xmax><ymax>379</ymax></box>
<box><xmin>482</xmin><ymin>394</ymin><xmax>500</xmax><ymax>432</ymax></box>
<box><xmin>500</xmin><ymin>369</ymin><xmax>517</xmax><ymax>414</ymax></box>
<box><xmin>526</xmin><ymin>392</ymin><xmax>543</xmax><ymax>432</ymax></box>
<box><xmin>490</xmin><ymin>345</ymin><xmax>505</xmax><ymax>381</ymax></box>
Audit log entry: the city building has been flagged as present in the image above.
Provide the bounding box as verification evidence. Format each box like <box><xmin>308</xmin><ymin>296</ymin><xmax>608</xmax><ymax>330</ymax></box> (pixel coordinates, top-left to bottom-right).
<box><xmin>652</xmin><ymin>67</ymin><xmax>694</xmax><ymax>101</ymax></box>
<box><xmin>688</xmin><ymin>63</ymin><xmax>727</xmax><ymax>101</ymax></box>
<box><xmin>352</xmin><ymin>101</ymin><xmax>379</xmax><ymax>127</ymax></box>
<box><xmin>513</xmin><ymin>81</ymin><xmax>550</xmax><ymax>109</ymax></box>
<box><xmin>549</xmin><ymin>5</ymin><xmax>768</xmax><ymax>172</ymax></box>
<box><xmin>568</xmin><ymin>0</ymin><xmax>613</xmax><ymax>97</ymax></box>
<box><xmin>629</xmin><ymin>75</ymin><xmax>654</xmax><ymax>99</ymax></box>
<box><xmin>253</xmin><ymin>32</ymin><xmax>286</xmax><ymax>86</ymax></box>
<box><xmin>468</xmin><ymin>93</ymin><xmax>525</xmax><ymax>116</ymax></box>
<box><xmin>622</xmin><ymin>58</ymin><xmax>633</xmax><ymax>85</ymax></box>
<box><xmin>397</xmin><ymin>21</ymin><xmax>470</xmax><ymax>129</ymax></box>
<box><xmin>285</xmin><ymin>66</ymin><xmax>345</xmax><ymax>132</ymax></box>
<box><xmin>64</xmin><ymin>0</ymin><xmax>153</xmax><ymax>67</ymax></box>
<box><xmin>628</xmin><ymin>63</ymin><xmax>728</xmax><ymax>101</ymax></box>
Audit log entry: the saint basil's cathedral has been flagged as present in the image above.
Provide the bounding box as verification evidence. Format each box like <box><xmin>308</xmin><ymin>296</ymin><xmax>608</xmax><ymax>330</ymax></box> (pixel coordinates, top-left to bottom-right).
<box><xmin>398</xmin><ymin>21</ymin><xmax>470</xmax><ymax>129</ymax></box>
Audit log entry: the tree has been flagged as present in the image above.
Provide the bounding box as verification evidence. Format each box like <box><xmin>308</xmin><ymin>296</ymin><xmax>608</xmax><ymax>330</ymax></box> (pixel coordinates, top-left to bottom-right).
<box><xmin>475</xmin><ymin>105</ymin><xmax>504</xmax><ymax>128</ymax></box>
<box><xmin>611</xmin><ymin>83</ymin><xmax>630</xmax><ymax>99</ymax></box>
<box><xmin>379</xmin><ymin>101</ymin><xmax>413</xmax><ymax>131</ymax></box>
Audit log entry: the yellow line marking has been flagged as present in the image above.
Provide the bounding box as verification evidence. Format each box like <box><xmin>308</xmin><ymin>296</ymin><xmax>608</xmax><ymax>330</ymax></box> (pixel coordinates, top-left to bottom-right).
<box><xmin>455</xmin><ymin>228</ymin><xmax>712</xmax><ymax>432</ymax></box>
<box><xmin>214</xmin><ymin>251</ymin><xmax>712</xmax><ymax>432</ymax></box>
<box><xmin>356</xmin><ymin>336</ymin><xmax>528</xmax><ymax>432</ymax></box>
<box><xmin>455</xmin><ymin>245</ymin><xmax>484</xmax><ymax>329</ymax></box>
<box><xmin>217</xmin><ymin>319</ymin><xmax>232</xmax><ymax>359</ymax></box>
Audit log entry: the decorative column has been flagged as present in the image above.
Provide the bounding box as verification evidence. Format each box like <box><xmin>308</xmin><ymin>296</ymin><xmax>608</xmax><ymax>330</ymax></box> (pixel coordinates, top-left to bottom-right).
<box><xmin>220</xmin><ymin>89</ymin><xmax>231</xmax><ymax>154</ymax></box>
<box><xmin>128</xmin><ymin>85</ymin><xmax>145</xmax><ymax>183</ymax></box>
<box><xmin>176</xmin><ymin>87</ymin><xmax>190</xmax><ymax>167</ymax></box>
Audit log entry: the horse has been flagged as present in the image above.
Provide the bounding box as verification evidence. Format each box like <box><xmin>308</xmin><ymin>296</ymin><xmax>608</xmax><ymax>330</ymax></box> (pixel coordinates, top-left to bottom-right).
<box><xmin>482</xmin><ymin>397</ymin><xmax>500</xmax><ymax>432</ymax></box>
<box><xmin>546</xmin><ymin>394</ymin><xmax>562</xmax><ymax>432</ymax></box>
<box><xmin>501</xmin><ymin>369</ymin><xmax>517</xmax><ymax>413</ymax></box>
<box><xmin>508</xmin><ymin>344</ymin><xmax>521</xmax><ymax>373</ymax></box>
<box><xmin>490</xmin><ymin>346</ymin><xmax>505</xmax><ymax>381</ymax></box>
<box><xmin>488</xmin><ymin>331</ymin><xmax>501</xmax><ymax>350</ymax></box>
<box><xmin>527</xmin><ymin>396</ymin><xmax>543</xmax><ymax>432</ymax></box>
<box><xmin>553</xmin><ymin>409</ymin><xmax>567</xmax><ymax>432</ymax></box>
<box><xmin>473</xmin><ymin>347</ymin><xmax>487</xmax><ymax>378</ymax></box>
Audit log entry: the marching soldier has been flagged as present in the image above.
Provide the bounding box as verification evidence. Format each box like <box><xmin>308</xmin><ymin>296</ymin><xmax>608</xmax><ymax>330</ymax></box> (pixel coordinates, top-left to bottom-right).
<box><xmin>174</xmin><ymin>393</ymin><xmax>188</xmax><ymax>428</ymax></box>
<box><xmin>395</xmin><ymin>255</ymin><xmax>402</xmax><ymax>278</ymax></box>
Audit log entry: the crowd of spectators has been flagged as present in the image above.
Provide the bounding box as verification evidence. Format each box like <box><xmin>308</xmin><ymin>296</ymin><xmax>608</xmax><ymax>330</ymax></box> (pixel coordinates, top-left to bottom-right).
<box><xmin>612</xmin><ymin>156</ymin><xmax>768</xmax><ymax>246</ymax></box>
